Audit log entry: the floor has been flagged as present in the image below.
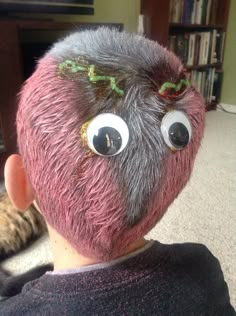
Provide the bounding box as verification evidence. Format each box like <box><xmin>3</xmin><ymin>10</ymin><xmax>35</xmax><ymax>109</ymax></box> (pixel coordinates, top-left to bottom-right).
<box><xmin>2</xmin><ymin>110</ymin><xmax>236</xmax><ymax>306</ymax></box>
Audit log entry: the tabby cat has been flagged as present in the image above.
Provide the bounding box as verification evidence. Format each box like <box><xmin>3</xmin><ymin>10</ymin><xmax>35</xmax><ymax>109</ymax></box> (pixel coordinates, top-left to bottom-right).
<box><xmin>0</xmin><ymin>192</ymin><xmax>47</xmax><ymax>260</ymax></box>
<box><xmin>0</xmin><ymin>192</ymin><xmax>51</xmax><ymax>299</ymax></box>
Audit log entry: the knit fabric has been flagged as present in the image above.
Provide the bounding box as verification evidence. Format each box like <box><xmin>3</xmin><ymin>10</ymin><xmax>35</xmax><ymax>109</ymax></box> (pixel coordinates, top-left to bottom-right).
<box><xmin>0</xmin><ymin>241</ymin><xmax>235</xmax><ymax>316</ymax></box>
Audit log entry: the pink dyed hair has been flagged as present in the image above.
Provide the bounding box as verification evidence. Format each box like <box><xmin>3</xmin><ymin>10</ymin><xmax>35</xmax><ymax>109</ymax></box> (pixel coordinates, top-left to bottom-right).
<box><xmin>17</xmin><ymin>30</ymin><xmax>205</xmax><ymax>260</ymax></box>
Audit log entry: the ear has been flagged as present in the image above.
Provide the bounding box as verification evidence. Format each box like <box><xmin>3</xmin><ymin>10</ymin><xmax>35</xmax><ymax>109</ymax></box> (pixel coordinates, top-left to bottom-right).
<box><xmin>4</xmin><ymin>154</ymin><xmax>35</xmax><ymax>210</ymax></box>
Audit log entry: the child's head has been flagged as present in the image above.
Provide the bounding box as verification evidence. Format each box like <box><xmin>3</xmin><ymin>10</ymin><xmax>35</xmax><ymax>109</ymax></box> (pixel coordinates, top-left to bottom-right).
<box><xmin>6</xmin><ymin>28</ymin><xmax>205</xmax><ymax>260</ymax></box>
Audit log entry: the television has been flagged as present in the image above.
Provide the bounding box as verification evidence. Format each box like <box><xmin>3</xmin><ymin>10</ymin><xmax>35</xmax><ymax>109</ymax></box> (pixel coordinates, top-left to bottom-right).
<box><xmin>0</xmin><ymin>0</ymin><xmax>95</xmax><ymax>16</ymax></box>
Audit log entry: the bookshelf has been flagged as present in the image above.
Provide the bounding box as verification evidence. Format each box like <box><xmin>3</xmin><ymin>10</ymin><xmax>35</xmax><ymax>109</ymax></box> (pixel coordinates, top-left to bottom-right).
<box><xmin>141</xmin><ymin>0</ymin><xmax>230</xmax><ymax>110</ymax></box>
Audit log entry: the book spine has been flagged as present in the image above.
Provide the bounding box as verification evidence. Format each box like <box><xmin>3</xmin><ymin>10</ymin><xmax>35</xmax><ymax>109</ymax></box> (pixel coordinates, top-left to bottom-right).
<box><xmin>196</xmin><ymin>0</ymin><xmax>203</xmax><ymax>24</ymax></box>
<box><xmin>180</xmin><ymin>0</ymin><xmax>185</xmax><ymax>23</ymax></box>
<box><xmin>182</xmin><ymin>0</ymin><xmax>187</xmax><ymax>23</ymax></box>
<box><xmin>210</xmin><ymin>0</ymin><xmax>218</xmax><ymax>25</ymax></box>
<box><xmin>206</xmin><ymin>68</ymin><xmax>212</xmax><ymax>103</ymax></box>
<box><xmin>176</xmin><ymin>34</ymin><xmax>185</xmax><ymax>61</ymax></box>
<box><xmin>176</xmin><ymin>0</ymin><xmax>182</xmax><ymax>23</ymax></box>
<box><xmin>202</xmin><ymin>70</ymin><xmax>207</xmax><ymax>102</ymax></box>
<box><xmin>198</xmin><ymin>32</ymin><xmax>205</xmax><ymax>65</ymax></box>
<box><xmin>194</xmin><ymin>34</ymin><xmax>201</xmax><ymax>65</ymax></box>
<box><xmin>201</xmin><ymin>71</ymin><xmax>207</xmax><ymax>99</ymax></box>
<box><xmin>169</xmin><ymin>35</ymin><xmax>177</xmax><ymax>53</ymax></box>
<box><xmin>209</xmin><ymin>67</ymin><xmax>216</xmax><ymax>102</ymax></box>
<box><xmin>212</xmin><ymin>70</ymin><xmax>223</xmax><ymax>102</ymax></box>
<box><xmin>171</xmin><ymin>0</ymin><xmax>178</xmax><ymax>23</ymax></box>
<box><xmin>193</xmin><ymin>71</ymin><xmax>197</xmax><ymax>88</ymax></box>
<box><xmin>183</xmin><ymin>33</ymin><xmax>189</xmax><ymax>64</ymax></box>
<box><xmin>191</xmin><ymin>0</ymin><xmax>197</xmax><ymax>24</ymax></box>
<box><xmin>206</xmin><ymin>0</ymin><xmax>212</xmax><ymax>24</ymax></box>
<box><xmin>187</xmin><ymin>34</ymin><xmax>195</xmax><ymax>66</ymax></box>
<box><xmin>203</xmin><ymin>32</ymin><xmax>210</xmax><ymax>64</ymax></box>
<box><xmin>208</xmin><ymin>30</ymin><xmax>213</xmax><ymax>63</ymax></box>
<box><xmin>215</xmin><ymin>31</ymin><xmax>222</xmax><ymax>62</ymax></box>
<box><xmin>183</xmin><ymin>0</ymin><xmax>194</xmax><ymax>24</ymax></box>
<box><xmin>210</xmin><ymin>29</ymin><xmax>217</xmax><ymax>64</ymax></box>
<box><xmin>201</xmin><ymin>0</ymin><xmax>208</xmax><ymax>24</ymax></box>
<box><xmin>198</xmin><ymin>71</ymin><xmax>203</xmax><ymax>93</ymax></box>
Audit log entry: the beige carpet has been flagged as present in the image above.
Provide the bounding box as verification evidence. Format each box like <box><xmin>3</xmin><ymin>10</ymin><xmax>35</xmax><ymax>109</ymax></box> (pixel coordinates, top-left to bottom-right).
<box><xmin>2</xmin><ymin>111</ymin><xmax>236</xmax><ymax>306</ymax></box>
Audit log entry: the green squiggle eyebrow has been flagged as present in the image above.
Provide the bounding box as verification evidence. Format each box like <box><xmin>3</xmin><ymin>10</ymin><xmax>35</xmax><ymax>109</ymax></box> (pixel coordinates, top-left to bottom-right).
<box><xmin>159</xmin><ymin>79</ymin><xmax>191</xmax><ymax>95</ymax></box>
<box><xmin>88</xmin><ymin>65</ymin><xmax>124</xmax><ymax>96</ymax></box>
<box><xmin>58</xmin><ymin>59</ymin><xmax>124</xmax><ymax>97</ymax></box>
<box><xmin>58</xmin><ymin>60</ymin><xmax>87</xmax><ymax>73</ymax></box>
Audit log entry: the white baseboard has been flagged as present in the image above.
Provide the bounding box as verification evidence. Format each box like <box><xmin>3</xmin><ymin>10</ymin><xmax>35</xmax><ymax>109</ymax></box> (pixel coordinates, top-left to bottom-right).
<box><xmin>217</xmin><ymin>103</ymin><xmax>236</xmax><ymax>113</ymax></box>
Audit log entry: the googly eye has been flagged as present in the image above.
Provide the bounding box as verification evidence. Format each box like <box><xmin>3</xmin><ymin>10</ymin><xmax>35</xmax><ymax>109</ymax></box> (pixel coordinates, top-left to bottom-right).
<box><xmin>86</xmin><ymin>113</ymin><xmax>129</xmax><ymax>157</ymax></box>
<box><xmin>161</xmin><ymin>110</ymin><xmax>192</xmax><ymax>150</ymax></box>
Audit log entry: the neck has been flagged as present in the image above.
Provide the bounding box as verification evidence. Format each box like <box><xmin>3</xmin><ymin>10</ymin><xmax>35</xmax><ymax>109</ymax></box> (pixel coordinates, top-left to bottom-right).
<box><xmin>47</xmin><ymin>224</ymin><xmax>147</xmax><ymax>271</ymax></box>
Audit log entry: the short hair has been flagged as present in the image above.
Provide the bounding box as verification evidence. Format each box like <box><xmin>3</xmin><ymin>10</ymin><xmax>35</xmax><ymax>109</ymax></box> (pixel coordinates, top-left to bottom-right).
<box><xmin>17</xmin><ymin>28</ymin><xmax>205</xmax><ymax>260</ymax></box>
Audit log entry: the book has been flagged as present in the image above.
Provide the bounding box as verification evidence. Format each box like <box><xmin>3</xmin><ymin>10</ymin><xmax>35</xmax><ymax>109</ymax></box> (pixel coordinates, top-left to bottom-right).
<box><xmin>201</xmin><ymin>0</ymin><xmax>208</xmax><ymax>24</ymax></box>
<box><xmin>183</xmin><ymin>33</ymin><xmax>190</xmax><ymax>63</ymax></box>
<box><xmin>190</xmin><ymin>67</ymin><xmax>217</xmax><ymax>103</ymax></box>
<box><xmin>179</xmin><ymin>0</ymin><xmax>185</xmax><ymax>23</ymax></box>
<box><xmin>201</xmin><ymin>71</ymin><xmax>207</xmax><ymax>96</ymax></box>
<box><xmin>170</xmin><ymin>0</ymin><xmax>181</xmax><ymax>23</ymax></box>
<box><xmin>176</xmin><ymin>34</ymin><xmax>186</xmax><ymax>61</ymax></box>
<box><xmin>198</xmin><ymin>71</ymin><xmax>203</xmax><ymax>92</ymax></box>
<box><xmin>215</xmin><ymin>31</ymin><xmax>221</xmax><ymax>62</ymax></box>
<box><xmin>181</xmin><ymin>0</ymin><xmax>186</xmax><ymax>23</ymax></box>
<box><xmin>208</xmin><ymin>30</ymin><xmax>213</xmax><ymax>63</ymax></box>
<box><xmin>209</xmin><ymin>67</ymin><xmax>216</xmax><ymax>102</ymax></box>
<box><xmin>203</xmin><ymin>32</ymin><xmax>211</xmax><ymax>64</ymax></box>
<box><xmin>196</xmin><ymin>0</ymin><xmax>203</xmax><ymax>24</ymax></box>
<box><xmin>212</xmin><ymin>70</ymin><xmax>223</xmax><ymax>101</ymax></box>
<box><xmin>215</xmin><ymin>31</ymin><xmax>225</xmax><ymax>63</ymax></box>
<box><xmin>210</xmin><ymin>29</ymin><xmax>217</xmax><ymax>64</ymax></box>
<box><xmin>169</xmin><ymin>35</ymin><xmax>177</xmax><ymax>52</ymax></box>
<box><xmin>170</xmin><ymin>31</ymin><xmax>222</xmax><ymax>67</ymax></box>
<box><xmin>182</xmin><ymin>0</ymin><xmax>194</xmax><ymax>24</ymax></box>
<box><xmin>191</xmin><ymin>0</ymin><xmax>197</xmax><ymax>24</ymax></box>
<box><xmin>209</xmin><ymin>0</ymin><xmax>219</xmax><ymax>25</ymax></box>
<box><xmin>194</xmin><ymin>34</ymin><xmax>201</xmax><ymax>65</ymax></box>
<box><xmin>205</xmin><ymin>68</ymin><xmax>212</xmax><ymax>103</ymax></box>
<box><xmin>169</xmin><ymin>0</ymin><xmax>174</xmax><ymax>22</ymax></box>
<box><xmin>187</xmin><ymin>33</ymin><xmax>196</xmax><ymax>66</ymax></box>
<box><xmin>206</xmin><ymin>0</ymin><xmax>212</xmax><ymax>24</ymax></box>
<box><xmin>190</xmin><ymin>70</ymin><xmax>195</xmax><ymax>86</ymax></box>
<box><xmin>198</xmin><ymin>32</ymin><xmax>205</xmax><ymax>65</ymax></box>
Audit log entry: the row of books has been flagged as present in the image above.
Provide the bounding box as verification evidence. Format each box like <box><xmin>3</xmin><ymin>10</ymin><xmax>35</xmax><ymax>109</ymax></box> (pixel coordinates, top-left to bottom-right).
<box><xmin>190</xmin><ymin>68</ymin><xmax>222</xmax><ymax>103</ymax></box>
<box><xmin>169</xmin><ymin>0</ymin><xmax>220</xmax><ymax>25</ymax></box>
<box><xmin>168</xmin><ymin>30</ymin><xmax>225</xmax><ymax>66</ymax></box>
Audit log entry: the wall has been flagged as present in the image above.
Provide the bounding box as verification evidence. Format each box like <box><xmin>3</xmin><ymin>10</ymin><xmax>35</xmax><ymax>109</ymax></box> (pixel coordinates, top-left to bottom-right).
<box><xmin>221</xmin><ymin>0</ymin><xmax>236</xmax><ymax>105</ymax></box>
<box><xmin>67</xmin><ymin>0</ymin><xmax>141</xmax><ymax>32</ymax></box>
<box><xmin>19</xmin><ymin>0</ymin><xmax>140</xmax><ymax>33</ymax></box>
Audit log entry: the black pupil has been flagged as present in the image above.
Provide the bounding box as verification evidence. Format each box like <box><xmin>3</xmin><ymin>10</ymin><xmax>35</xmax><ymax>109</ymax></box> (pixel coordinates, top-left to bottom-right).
<box><xmin>93</xmin><ymin>127</ymin><xmax>122</xmax><ymax>155</ymax></box>
<box><xmin>169</xmin><ymin>122</ymin><xmax>189</xmax><ymax>148</ymax></box>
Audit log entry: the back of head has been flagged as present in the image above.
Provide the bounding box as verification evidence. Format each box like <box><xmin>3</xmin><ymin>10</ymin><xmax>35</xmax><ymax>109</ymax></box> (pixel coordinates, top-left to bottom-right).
<box><xmin>17</xmin><ymin>28</ymin><xmax>205</xmax><ymax>260</ymax></box>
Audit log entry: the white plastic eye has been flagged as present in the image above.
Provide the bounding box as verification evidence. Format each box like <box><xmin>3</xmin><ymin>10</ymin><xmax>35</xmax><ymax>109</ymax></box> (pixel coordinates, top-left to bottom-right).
<box><xmin>161</xmin><ymin>110</ymin><xmax>192</xmax><ymax>151</ymax></box>
<box><xmin>86</xmin><ymin>113</ymin><xmax>129</xmax><ymax>157</ymax></box>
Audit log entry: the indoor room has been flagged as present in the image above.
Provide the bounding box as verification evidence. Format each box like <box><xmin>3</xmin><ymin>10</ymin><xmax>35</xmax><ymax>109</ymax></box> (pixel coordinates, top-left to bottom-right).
<box><xmin>0</xmin><ymin>0</ymin><xmax>235</xmax><ymax>314</ymax></box>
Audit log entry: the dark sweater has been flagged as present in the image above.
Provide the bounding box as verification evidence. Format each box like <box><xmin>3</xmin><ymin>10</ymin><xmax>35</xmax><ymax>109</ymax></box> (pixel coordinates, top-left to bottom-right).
<box><xmin>0</xmin><ymin>241</ymin><xmax>235</xmax><ymax>316</ymax></box>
